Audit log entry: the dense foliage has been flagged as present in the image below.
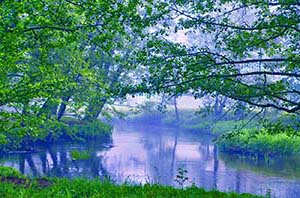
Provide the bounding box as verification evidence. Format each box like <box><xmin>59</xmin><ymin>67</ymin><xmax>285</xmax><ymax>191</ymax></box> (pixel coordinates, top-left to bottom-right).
<box><xmin>1</xmin><ymin>0</ymin><xmax>300</xmax><ymax>153</ymax></box>
<box><xmin>0</xmin><ymin>0</ymin><xmax>156</xmax><ymax>149</ymax></box>
<box><xmin>138</xmin><ymin>0</ymin><xmax>300</xmax><ymax>114</ymax></box>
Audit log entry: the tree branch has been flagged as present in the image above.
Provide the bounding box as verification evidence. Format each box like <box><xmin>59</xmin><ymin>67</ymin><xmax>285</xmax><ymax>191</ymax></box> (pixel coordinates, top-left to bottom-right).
<box><xmin>23</xmin><ymin>23</ymin><xmax>102</xmax><ymax>33</ymax></box>
<box><xmin>171</xmin><ymin>7</ymin><xmax>300</xmax><ymax>32</ymax></box>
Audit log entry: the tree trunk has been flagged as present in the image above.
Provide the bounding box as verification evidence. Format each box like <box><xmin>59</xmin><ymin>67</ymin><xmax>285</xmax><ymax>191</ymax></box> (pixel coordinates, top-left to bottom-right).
<box><xmin>174</xmin><ymin>97</ymin><xmax>180</xmax><ymax>122</ymax></box>
<box><xmin>214</xmin><ymin>95</ymin><xmax>220</xmax><ymax>116</ymax></box>
<box><xmin>218</xmin><ymin>96</ymin><xmax>227</xmax><ymax>115</ymax></box>
<box><xmin>57</xmin><ymin>96</ymin><xmax>71</xmax><ymax>121</ymax></box>
<box><xmin>214</xmin><ymin>95</ymin><xmax>227</xmax><ymax>117</ymax></box>
<box><xmin>38</xmin><ymin>99</ymin><xmax>58</xmax><ymax>118</ymax></box>
<box><xmin>84</xmin><ymin>99</ymin><xmax>107</xmax><ymax>121</ymax></box>
<box><xmin>213</xmin><ymin>145</ymin><xmax>219</xmax><ymax>188</ymax></box>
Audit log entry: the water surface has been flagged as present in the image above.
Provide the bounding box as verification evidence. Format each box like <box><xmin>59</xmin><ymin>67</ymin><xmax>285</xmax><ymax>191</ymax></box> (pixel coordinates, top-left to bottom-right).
<box><xmin>1</xmin><ymin>122</ymin><xmax>300</xmax><ymax>197</ymax></box>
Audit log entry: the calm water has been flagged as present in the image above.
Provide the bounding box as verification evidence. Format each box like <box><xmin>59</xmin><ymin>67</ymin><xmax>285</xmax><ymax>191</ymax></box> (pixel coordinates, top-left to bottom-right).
<box><xmin>1</xmin><ymin>122</ymin><xmax>300</xmax><ymax>197</ymax></box>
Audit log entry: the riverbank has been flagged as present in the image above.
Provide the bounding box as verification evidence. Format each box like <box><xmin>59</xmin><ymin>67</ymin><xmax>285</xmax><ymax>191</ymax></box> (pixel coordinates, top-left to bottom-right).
<box><xmin>124</xmin><ymin>108</ymin><xmax>259</xmax><ymax>135</ymax></box>
<box><xmin>218</xmin><ymin>127</ymin><xmax>300</xmax><ymax>157</ymax></box>
<box><xmin>0</xmin><ymin>166</ymin><xmax>260</xmax><ymax>198</ymax></box>
<box><xmin>0</xmin><ymin>118</ymin><xmax>112</xmax><ymax>153</ymax></box>
<box><xmin>125</xmin><ymin>109</ymin><xmax>300</xmax><ymax>157</ymax></box>
<box><xmin>1</xmin><ymin>122</ymin><xmax>298</xmax><ymax>197</ymax></box>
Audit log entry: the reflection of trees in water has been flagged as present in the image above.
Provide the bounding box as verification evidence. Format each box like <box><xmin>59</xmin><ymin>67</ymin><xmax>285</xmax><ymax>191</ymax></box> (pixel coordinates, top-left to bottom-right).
<box><xmin>48</xmin><ymin>147</ymin><xmax>59</xmax><ymax>176</ymax></box>
<box><xmin>213</xmin><ymin>145</ymin><xmax>218</xmax><ymax>189</ymax></box>
<box><xmin>220</xmin><ymin>153</ymin><xmax>300</xmax><ymax>197</ymax></box>
<box><xmin>196</xmin><ymin>143</ymin><xmax>221</xmax><ymax>190</ymax></box>
<box><xmin>19</xmin><ymin>154</ymin><xmax>38</xmax><ymax>176</ymax></box>
<box><xmin>220</xmin><ymin>153</ymin><xmax>300</xmax><ymax>179</ymax></box>
<box><xmin>235</xmin><ymin>169</ymin><xmax>241</xmax><ymax>193</ymax></box>
<box><xmin>87</xmin><ymin>153</ymin><xmax>108</xmax><ymax>178</ymax></box>
<box><xmin>15</xmin><ymin>144</ymin><xmax>109</xmax><ymax>178</ymax></box>
<box><xmin>142</xmin><ymin>128</ymin><xmax>179</xmax><ymax>185</ymax></box>
<box><xmin>39</xmin><ymin>152</ymin><xmax>47</xmax><ymax>174</ymax></box>
<box><xmin>141</xmin><ymin>126</ymin><xmax>222</xmax><ymax>188</ymax></box>
<box><xmin>170</xmin><ymin>127</ymin><xmax>178</xmax><ymax>182</ymax></box>
<box><xmin>141</xmin><ymin>129</ymin><xmax>247</xmax><ymax>192</ymax></box>
<box><xmin>9</xmin><ymin>125</ymin><xmax>300</xmax><ymax>197</ymax></box>
<box><xmin>13</xmin><ymin>131</ymin><xmax>244</xmax><ymax>193</ymax></box>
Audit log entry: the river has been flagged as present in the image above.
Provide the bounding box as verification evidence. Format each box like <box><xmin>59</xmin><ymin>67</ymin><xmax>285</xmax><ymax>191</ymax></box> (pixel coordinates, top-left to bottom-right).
<box><xmin>1</xmin><ymin>121</ymin><xmax>300</xmax><ymax>197</ymax></box>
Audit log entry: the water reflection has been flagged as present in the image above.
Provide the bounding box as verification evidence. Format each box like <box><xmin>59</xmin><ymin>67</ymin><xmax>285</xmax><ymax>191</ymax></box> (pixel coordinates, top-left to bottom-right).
<box><xmin>1</xmin><ymin>122</ymin><xmax>300</xmax><ymax>197</ymax></box>
<box><xmin>0</xmin><ymin>139</ymin><xmax>112</xmax><ymax>179</ymax></box>
<box><xmin>220</xmin><ymin>154</ymin><xmax>300</xmax><ymax>179</ymax></box>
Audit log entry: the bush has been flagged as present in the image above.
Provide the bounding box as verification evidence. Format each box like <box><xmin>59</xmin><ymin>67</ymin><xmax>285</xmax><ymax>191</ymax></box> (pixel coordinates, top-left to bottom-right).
<box><xmin>0</xmin><ymin>118</ymin><xmax>112</xmax><ymax>153</ymax></box>
<box><xmin>219</xmin><ymin>126</ymin><xmax>300</xmax><ymax>156</ymax></box>
<box><xmin>66</xmin><ymin>120</ymin><xmax>112</xmax><ymax>140</ymax></box>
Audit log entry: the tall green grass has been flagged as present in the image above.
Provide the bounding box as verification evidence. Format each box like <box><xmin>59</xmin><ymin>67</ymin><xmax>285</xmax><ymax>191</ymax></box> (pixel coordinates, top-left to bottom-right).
<box><xmin>0</xmin><ymin>178</ymin><xmax>260</xmax><ymax>198</ymax></box>
<box><xmin>0</xmin><ymin>166</ymin><xmax>260</xmax><ymax>198</ymax></box>
<box><xmin>218</xmin><ymin>127</ymin><xmax>300</xmax><ymax>156</ymax></box>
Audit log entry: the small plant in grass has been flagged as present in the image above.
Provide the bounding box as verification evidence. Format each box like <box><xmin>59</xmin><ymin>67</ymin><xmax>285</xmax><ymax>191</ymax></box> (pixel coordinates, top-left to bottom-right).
<box><xmin>174</xmin><ymin>167</ymin><xmax>189</xmax><ymax>188</ymax></box>
<box><xmin>70</xmin><ymin>150</ymin><xmax>91</xmax><ymax>160</ymax></box>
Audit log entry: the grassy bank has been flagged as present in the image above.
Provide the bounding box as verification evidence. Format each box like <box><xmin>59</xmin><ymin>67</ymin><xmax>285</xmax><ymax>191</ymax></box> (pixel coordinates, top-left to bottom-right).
<box><xmin>0</xmin><ymin>118</ymin><xmax>112</xmax><ymax>153</ymax></box>
<box><xmin>0</xmin><ymin>179</ymin><xmax>260</xmax><ymax>198</ymax></box>
<box><xmin>60</xmin><ymin>117</ymin><xmax>112</xmax><ymax>140</ymax></box>
<box><xmin>0</xmin><ymin>167</ymin><xmax>259</xmax><ymax>198</ymax></box>
<box><xmin>218</xmin><ymin>124</ymin><xmax>300</xmax><ymax>156</ymax></box>
<box><xmin>126</xmin><ymin>108</ymin><xmax>300</xmax><ymax>157</ymax></box>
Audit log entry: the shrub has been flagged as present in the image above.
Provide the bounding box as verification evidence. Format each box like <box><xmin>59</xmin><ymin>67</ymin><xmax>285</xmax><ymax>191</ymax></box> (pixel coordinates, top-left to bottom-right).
<box><xmin>219</xmin><ymin>126</ymin><xmax>300</xmax><ymax>156</ymax></box>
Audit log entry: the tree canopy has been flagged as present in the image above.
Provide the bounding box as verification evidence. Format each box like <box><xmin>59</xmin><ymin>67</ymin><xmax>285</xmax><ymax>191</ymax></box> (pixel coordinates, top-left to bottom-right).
<box><xmin>0</xmin><ymin>0</ymin><xmax>158</xmax><ymax>144</ymax></box>
<box><xmin>138</xmin><ymin>0</ymin><xmax>300</xmax><ymax>113</ymax></box>
<box><xmin>0</xmin><ymin>0</ymin><xmax>300</xmax><ymax>146</ymax></box>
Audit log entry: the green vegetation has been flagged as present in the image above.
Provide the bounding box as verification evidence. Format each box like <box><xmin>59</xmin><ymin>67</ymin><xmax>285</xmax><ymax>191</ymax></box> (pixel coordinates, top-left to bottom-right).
<box><xmin>174</xmin><ymin>168</ymin><xmax>189</xmax><ymax>188</ymax></box>
<box><xmin>65</xmin><ymin>119</ymin><xmax>112</xmax><ymax>140</ymax></box>
<box><xmin>70</xmin><ymin>150</ymin><xmax>91</xmax><ymax>160</ymax></box>
<box><xmin>129</xmin><ymin>108</ymin><xmax>300</xmax><ymax>157</ymax></box>
<box><xmin>219</xmin><ymin>124</ymin><xmax>300</xmax><ymax>156</ymax></box>
<box><xmin>0</xmin><ymin>119</ymin><xmax>112</xmax><ymax>152</ymax></box>
<box><xmin>211</xmin><ymin>120</ymin><xmax>256</xmax><ymax>135</ymax></box>
<box><xmin>0</xmin><ymin>167</ymin><xmax>259</xmax><ymax>198</ymax></box>
<box><xmin>0</xmin><ymin>0</ymin><xmax>153</xmax><ymax>153</ymax></box>
<box><xmin>0</xmin><ymin>179</ymin><xmax>260</xmax><ymax>198</ymax></box>
<box><xmin>142</xmin><ymin>1</ymin><xmax>300</xmax><ymax>115</ymax></box>
<box><xmin>1</xmin><ymin>0</ymin><xmax>300</xmax><ymax>154</ymax></box>
<box><xmin>0</xmin><ymin>166</ymin><xmax>25</xmax><ymax>179</ymax></box>
<box><xmin>129</xmin><ymin>108</ymin><xmax>257</xmax><ymax>135</ymax></box>
<box><xmin>179</xmin><ymin>119</ymin><xmax>256</xmax><ymax>135</ymax></box>
<box><xmin>1</xmin><ymin>1</ymin><xmax>299</xmax><ymax>196</ymax></box>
